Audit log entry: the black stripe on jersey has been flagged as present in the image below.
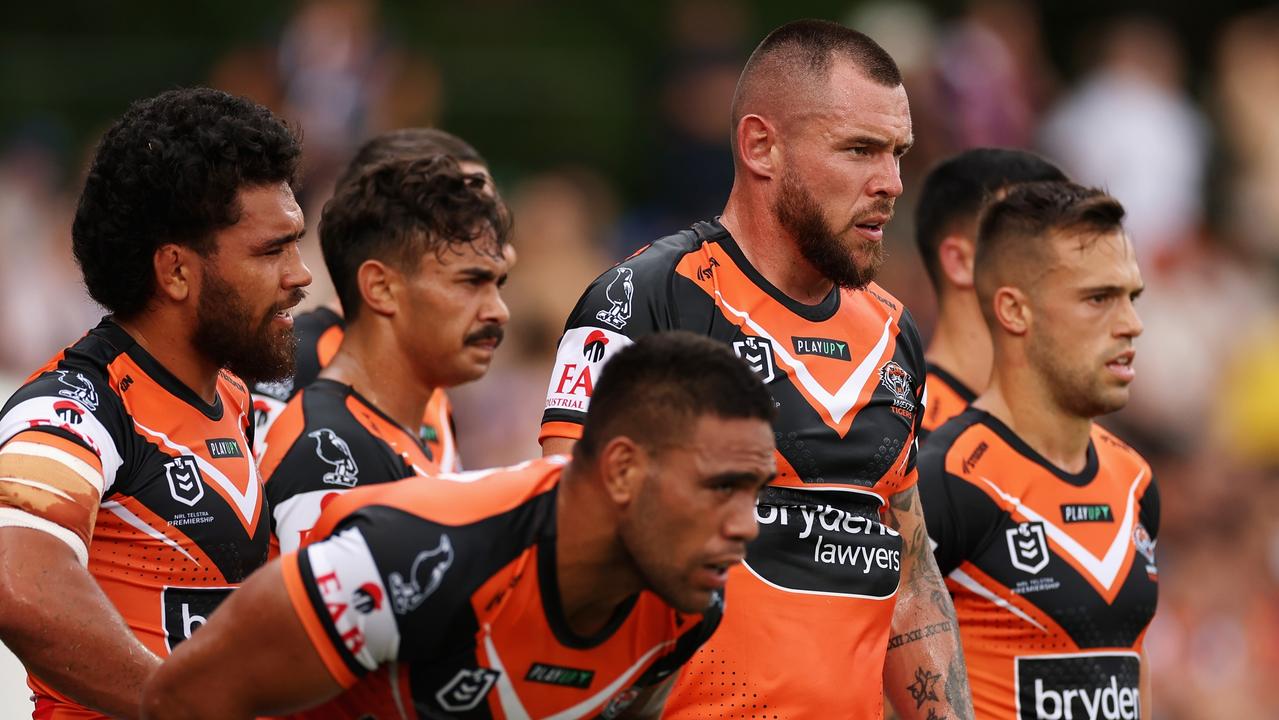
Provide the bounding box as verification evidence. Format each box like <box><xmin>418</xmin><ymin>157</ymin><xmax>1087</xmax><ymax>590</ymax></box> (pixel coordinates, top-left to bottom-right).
<box><xmin>690</xmin><ymin>221</ymin><xmax>841</xmax><ymax>322</ymax></box>
<box><xmin>925</xmin><ymin>363</ymin><xmax>978</xmax><ymax>404</ymax></box>
<box><xmin>96</xmin><ymin>320</ymin><xmax>226</xmax><ymax>420</ymax></box>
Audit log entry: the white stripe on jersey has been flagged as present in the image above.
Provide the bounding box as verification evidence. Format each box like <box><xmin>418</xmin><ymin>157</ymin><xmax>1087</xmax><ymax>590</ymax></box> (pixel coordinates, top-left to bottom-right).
<box><xmin>0</xmin><ymin>507</ymin><xmax>89</xmax><ymax>565</ymax></box>
<box><xmin>272</xmin><ymin>488</ymin><xmax>346</xmax><ymax>555</ymax></box>
<box><xmin>0</xmin><ymin>440</ymin><xmax>105</xmax><ymax>495</ymax></box>
<box><xmin>0</xmin><ymin>395</ymin><xmax>124</xmax><ymax>495</ymax></box>
<box><xmin>304</xmin><ymin>526</ymin><xmax>400</xmax><ymax>671</ymax></box>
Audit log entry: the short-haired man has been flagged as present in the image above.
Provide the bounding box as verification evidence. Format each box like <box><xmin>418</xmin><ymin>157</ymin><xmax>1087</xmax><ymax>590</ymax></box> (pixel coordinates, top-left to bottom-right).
<box><xmin>913</xmin><ymin>149</ymin><xmax>1067</xmax><ymax>440</ymax></box>
<box><xmin>251</xmin><ymin>127</ymin><xmax>497</xmax><ymax>470</ymax></box>
<box><xmin>540</xmin><ymin>19</ymin><xmax>971</xmax><ymax>719</ymax></box>
<box><xmin>918</xmin><ymin>181</ymin><xmax>1158</xmax><ymax>720</ymax></box>
<box><xmin>142</xmin><ymin>331</ymin><xmax>777</xmax><ymax>719</ymax></box>
<box><xmin>257</xmin><ymin>153</ymin><xmax>512</xmax><ymax>555</ymax></box>
<box><xmin>0</xmin><ymin>88</ymin><xmax>310</xmax><ymax>717</ymax></box>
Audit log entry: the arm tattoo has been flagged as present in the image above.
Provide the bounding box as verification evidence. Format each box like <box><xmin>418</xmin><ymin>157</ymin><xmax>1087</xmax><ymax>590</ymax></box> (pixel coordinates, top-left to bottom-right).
<box><xmin>907</xmin><ymin>667</ymin><xmax>942</xmax><ymax>709</ymax></box>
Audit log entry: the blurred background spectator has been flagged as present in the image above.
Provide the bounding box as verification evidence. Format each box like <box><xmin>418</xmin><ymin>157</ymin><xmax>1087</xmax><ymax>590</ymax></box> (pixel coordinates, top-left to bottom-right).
<box><xmin>1</xmin><ymin>2</ymin><xmax>1276</xmax><ymax>717</ymax></box>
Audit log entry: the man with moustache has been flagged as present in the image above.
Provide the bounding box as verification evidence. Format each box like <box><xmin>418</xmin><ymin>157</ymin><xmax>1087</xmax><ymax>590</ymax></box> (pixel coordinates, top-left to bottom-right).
<box><xmin>256</xmin><ymin>153</ymin><xmax>512</xmax><ymax>555</ymax></box>
<box><xmin>0</xmin><ymin>87</ymin><xmax>310</xmax><ymax>718</ymax></box>
<box><xmin>540</xmin><ymin>19</ymin><xmax>972</xmax><ymax>719</ymax></box>
<box><xmin>250</xmin><ymin>127</ymin><xmax>497</xmax><ymax>471</ymax></box>
<box><xmin>918</xmin><ymin>181</ymin><xmax>1157</xmax><ymax>720</ymax></box>
<box><xmin>912</xmin><ymin>149</ymin><xmax>1067</xmax><ymax>441</ymax></box>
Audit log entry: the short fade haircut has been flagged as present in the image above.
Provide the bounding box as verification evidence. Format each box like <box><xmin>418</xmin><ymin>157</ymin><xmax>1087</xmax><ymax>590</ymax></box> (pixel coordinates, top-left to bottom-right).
<box><xmin>319</xmin><ymin>154</ymin><xmax>511</xmax><ymax>321</ymax></box>
<box><xmin>974</xmin><ymin>181</ymin><xmax>1127</xmax><ymax>324</ymax></box>
<box><xmin>72</xmin><ymin>87</ymin><xmax>301</xmax><ymax>319</ymax></box>
<box><xmin>915</xmin><ymin>148</ymin><xmax>1067</xmax><ymax>290</ymax></box>
<box><xmin>731</xmin><ymin>19</ymin><xmax>902</xmax><ymax>133</ymax></box>
<box><xmin>576</xmin><ymin>331</ymin><xmax>776</xmax><ymax>459</ymax></box>
<box><xmin>334</xmin><ymin>128</ymin><xmax>487</xmax><ymax>191</ymax></box>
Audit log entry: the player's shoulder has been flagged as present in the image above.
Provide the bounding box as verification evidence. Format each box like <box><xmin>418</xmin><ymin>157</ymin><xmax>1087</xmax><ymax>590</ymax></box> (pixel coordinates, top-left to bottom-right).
<box><xmin>316</xmin><ymin>456</ymin><xmax>568</xmax><ymax>539</ymax></box>
<box><xmin>260</xmin><ymin>379</ymin><xmax>382</xmax><ymax>486</ymax></box>
<box><xmin>918</xmin><ymin>407</ymin><xmax>990</xmax><ymax>476</ymax></box>
<box><xmin>1090</xmin><ymin>422</ymin><xmax>1153</xmax><ymax>479</ymax></box>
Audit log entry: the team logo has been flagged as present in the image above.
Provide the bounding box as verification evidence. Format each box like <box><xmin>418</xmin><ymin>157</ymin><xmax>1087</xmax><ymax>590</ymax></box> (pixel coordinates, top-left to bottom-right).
<box><xmin>164</xmin><ymin>456</ymin><xmax>205</xmax><ymax>507</ymax></box>
<box><xmin>595</xmin><ymin>267</ymin><xmax>634</xmax><ymax>329</ymax></box>
<box><xmin>53</xmin><ymin>400</ymin><xmax>84</xmax><ymax>425</ymax></box>
<box><xmin>1007</xmin><ymin>521</ymin><xmax>1050</xmax><ymax>574</ymax></box>
<box><xmin>308</xmin><ymin>429</ymin><xmax>360</xmax><ymax>487</ymax></box>
<box><xmin>878</xmin><ymin>361</ymin><xmax>916</xmax><ymax>418</ymax></box>
<box><xmin>583</xmin><ymin>329</ymin><xmax>609</xmax><ymax>362</ymax></box>
<box><xmin>389</xmin><ymin>534</ymin><xmax>454</xmax><ymax>615</ymax></box>
<box><xmin>352</xmin><ymin>583</ymin><xmax>384</xmax><ymax>614</ymax></box>
<box><xmin>56</xmin><ymin>370</ymin><xmax>99</xmax><ymax>411</ymax></box>
<box><xmin>732</xmin><ymin>336</ymin><xmax>776</xmax><ymax>383</ymax></box>
<box><xmin>601</xmin><ymin>688</ymin><xmax>641</xmax><ymax>719</ymax></box>
<box><xmin>1133</xmin><ymin>523</ymin><xmax>1157</xmax><ymax>577</ymax></box>
<box><xmin>435</xmin><ymin>667</ymin><xmax>500</xmax><ymax>713</ymax></box>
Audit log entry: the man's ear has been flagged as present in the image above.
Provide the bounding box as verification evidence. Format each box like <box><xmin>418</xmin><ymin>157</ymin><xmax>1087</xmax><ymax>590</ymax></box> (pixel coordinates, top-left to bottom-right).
<box><xmin>736</xmin><ymin>114</ymin><xmax>780</xmax><ymax>181</ymax></box>
<box><xmin>992</xmin><ymin>286</ymin><xmax>1032</xmax><ymax>336</ymax></box>
<box><xmin>598</xmin><ymin>436</ymin><xmax>649</xmax><ymax>508</ymax></box>
<box><xmin>938</xmin><ymin>235</ymin><xmax>976</xmax><ymax>290</ymax></box>
<box><xmin>153</xmin><ymin>243</ymin><xmax>195</xmax><ymax>303</ymax></box>
<box><xmin>357</xmin><ymin>259</ymin><xmax>400</xmax><ymax>317</ymax></box>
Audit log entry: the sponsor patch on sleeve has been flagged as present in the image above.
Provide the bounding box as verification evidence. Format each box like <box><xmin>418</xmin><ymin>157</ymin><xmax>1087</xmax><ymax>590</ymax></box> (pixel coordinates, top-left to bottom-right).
<box><xmin>304</xmin><ymin>527</ymin><xmax>401</xmax><ymax>671</ymax></box>
<box><xmin>544</xmin><ymin>326</ymin><xmax>634</xmax><ymax>414</ymax></box>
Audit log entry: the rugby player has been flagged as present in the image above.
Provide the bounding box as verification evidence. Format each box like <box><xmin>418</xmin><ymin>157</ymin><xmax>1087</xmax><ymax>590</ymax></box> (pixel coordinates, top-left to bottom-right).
<box><xmin>251</xmin><ymin>127</ymin><xmax>498</xmax><ymax>469</ymax></box>
<box><xmin>258</xmin><ymin>153</ymin><xmax>512</xmax><ymax>555</ymax></box>
<box><xmin>913</xmin><ymin>149</ymin><xmax>1067</xmax><ymax>440</ymax></box>
<box><xmin>0</xmin><ymin>88</ymin><xmax>310</xmax><ymax>717</ymax></box>
<box><xmin>918</xmin><ymin>181</ymin><xmax>1157</xmax><ymax>720</ymax></box>
<box><xmin>142</xmin><ymin>332</ymin><xmax>777</xmax><ymax>719</ymax></box>
<box><xmin>540</xmin><ymin>19</ymin><xmax>972</xmax><ymax>719</ymax></box>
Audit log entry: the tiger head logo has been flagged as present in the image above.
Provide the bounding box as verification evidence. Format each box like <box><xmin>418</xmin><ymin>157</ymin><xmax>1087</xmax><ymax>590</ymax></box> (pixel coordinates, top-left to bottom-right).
<box><xmin>878</xmin><ymin>361</ymin><xmax>913</xmax><ymax>402</ymax></box>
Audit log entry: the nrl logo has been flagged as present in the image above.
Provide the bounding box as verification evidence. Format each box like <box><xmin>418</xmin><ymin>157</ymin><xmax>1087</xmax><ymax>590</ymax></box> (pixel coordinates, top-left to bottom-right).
<box><xmin>1006</xmin><ymin>521</ymin><xmax>1050</xmax><ymax>574</ymax></box>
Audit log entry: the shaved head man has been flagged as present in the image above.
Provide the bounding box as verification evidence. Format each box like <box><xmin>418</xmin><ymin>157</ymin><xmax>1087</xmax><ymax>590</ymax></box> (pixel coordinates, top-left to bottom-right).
<box><xmin>540</xmin><ymin>19</ymin><xmax>971</xmax><ymax>720</ymax></box>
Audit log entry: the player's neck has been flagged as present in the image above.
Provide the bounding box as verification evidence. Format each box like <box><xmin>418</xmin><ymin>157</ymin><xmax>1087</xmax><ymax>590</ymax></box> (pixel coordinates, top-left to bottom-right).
<box><xmin>321</xmin><ymin>322</ymin><xmax>434</xmax><ymax>438</ymax></box>
<box><xmin>925</xmin><ymin>293</ymin><xmax>992</xmax><ymax>395</ymax></box>
<box><xmin>114</xmin><ymin>312</ymin><xmax>221</xmax><ymax>403</ymax></box>
<box><xmin>554</xmin><ymin>466</ymin><xmax>644</xmax><ymax>637</ymax></box>
<box><xmin>976</xmin><ymin>369</ymin><xmax>1093</xmax><ymax>474</ymax></box>
<box><xmin>721</xmin><ymin>196</ymin><xmax>835</xmax><ymax>305</ymax></box>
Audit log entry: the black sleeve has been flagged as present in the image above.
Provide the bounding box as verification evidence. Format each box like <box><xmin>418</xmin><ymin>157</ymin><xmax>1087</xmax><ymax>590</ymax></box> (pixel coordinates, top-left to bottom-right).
<box><xmin>899</xmin><ymin>308</ymin><xmax>928</xmax><ymax>476</ymax></box>
<box><xmin>917</xmin><ymin>441</ymin><xmax>1005</xmax><ymax>577</ymax></box>
<box><xmin>1138</xmin><ymin>474</ymin><xmax>1159</xmax><ymax>541</ymax></box>
<box><xmin>541</xmin><ymin>246</ymin><xmax>682</xmax><ymax>432</ymax></box>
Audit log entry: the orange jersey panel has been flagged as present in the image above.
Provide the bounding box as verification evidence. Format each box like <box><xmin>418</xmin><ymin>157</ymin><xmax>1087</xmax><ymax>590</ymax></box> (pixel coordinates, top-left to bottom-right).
<box><xmin>920</xmin><ymin>364</ymin><xmax>977</xmax><ymax>441</ymax></box>
<box><xmin>919</xmin><ymin>409</ymin><xmax>1158</xmax><ymax>720</ymax></box>
<box><xmin>282</xmin><ymin>458</ymin><xmax>720</xmax><ymax>719</ymax></box>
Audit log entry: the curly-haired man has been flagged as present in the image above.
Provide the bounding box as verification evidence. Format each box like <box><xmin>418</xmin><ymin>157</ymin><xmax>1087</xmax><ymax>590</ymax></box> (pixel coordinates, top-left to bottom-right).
<box><xmin>0</xmin><ymin>87</ymin><xmax>311</xmax><ymax>718</ymax></box>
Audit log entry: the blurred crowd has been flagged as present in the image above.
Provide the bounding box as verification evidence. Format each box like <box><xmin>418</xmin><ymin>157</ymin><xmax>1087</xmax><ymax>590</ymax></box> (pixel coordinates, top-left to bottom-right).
<box><xmin>1</xmin><ymin>1</ymin><xmax>1276</xmax><ymax>717</ymax></box>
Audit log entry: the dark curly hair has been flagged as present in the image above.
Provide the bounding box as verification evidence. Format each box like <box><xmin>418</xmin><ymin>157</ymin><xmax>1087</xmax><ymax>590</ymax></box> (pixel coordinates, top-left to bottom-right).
<box><xmin>319</xmin><ymin>154</ymin><xmax>512</xmax><ymax>320</ymax></box>
<box><xmin>72</xmin><ymin>87</ymin><xmax>301</xmax><ymax>319</ymax></box>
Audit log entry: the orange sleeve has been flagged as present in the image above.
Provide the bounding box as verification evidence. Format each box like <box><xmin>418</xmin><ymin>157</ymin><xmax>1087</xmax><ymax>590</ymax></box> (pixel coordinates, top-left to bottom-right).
<box><xmin>538</xmin><ymin>421</ymin><xmax>584</xmax><ymax>445</ymax></box>
<box><xmin>280</xmin><ymin>551</ymin><xmax>360</xmax><ymax>689</ymax></box>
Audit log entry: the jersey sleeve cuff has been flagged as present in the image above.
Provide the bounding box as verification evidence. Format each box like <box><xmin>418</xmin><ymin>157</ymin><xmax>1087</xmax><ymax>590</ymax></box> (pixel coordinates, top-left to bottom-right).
<box><xmin>539</xmin><ymin>421</ymin><xmax>584</xmax><ymax>445</ymax></box>
<box><xmin>281</xmin><ymin>551</ymin><xmax>362</xmax><ymax>689</ymax></box>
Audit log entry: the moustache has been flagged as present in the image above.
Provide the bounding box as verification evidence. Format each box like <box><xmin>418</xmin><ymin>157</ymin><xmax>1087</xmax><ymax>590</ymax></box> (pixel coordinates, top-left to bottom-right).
<box><xmin>464</xmin><ymin>324</ymin><xmax>505</xmax><ymax>347</ymax></box>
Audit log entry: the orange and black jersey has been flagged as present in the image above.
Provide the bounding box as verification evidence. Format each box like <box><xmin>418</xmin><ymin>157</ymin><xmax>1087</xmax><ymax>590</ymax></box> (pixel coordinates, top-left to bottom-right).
<box><xmin>919</xmin><ymin>363</ymin><xmax>977</xmax><ymax>443</ymax></box>
<box><xmin>919</xmin><ymin>408</ymin><xmax>1159</xmax><ymax>720</ymax></box>
<box><xmin>251</xmin><ymin>307</ymin><xmax>459</xmax><ymax>471</ymax></box>
<box><xmin>540</xmin><ymin>219</ymin><xmax>926</xmax><ymax>718</ymax></box>
<box><xmin>281</xmin><ymin>457</ymin><xmax>721</xmax><ymax>719</ymax></box>
<box><xmin>258</xmin><ymin>378</ymin><xmax>438</xmax><ymax>554</ymax></box>
<box><xmin>0</xmin><ymin>318</ymin><xmax>267</xmax><ymax>716</ymax></box>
